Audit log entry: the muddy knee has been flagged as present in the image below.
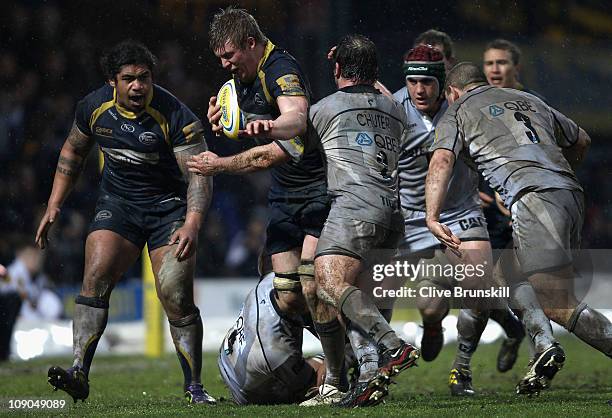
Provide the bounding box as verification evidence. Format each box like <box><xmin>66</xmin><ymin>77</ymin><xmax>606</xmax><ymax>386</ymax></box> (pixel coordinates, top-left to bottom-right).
<box><xmin>158</xmin><ymin>251</ymin><xmax>195</xmax><ymax>318</ymax></box>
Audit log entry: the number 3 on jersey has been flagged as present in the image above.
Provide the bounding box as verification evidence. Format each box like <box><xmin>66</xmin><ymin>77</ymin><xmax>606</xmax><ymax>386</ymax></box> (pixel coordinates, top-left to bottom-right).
<box><xmin>514</xmin><ymin>111</ymin><xmax>540</xmax><ymax>144</ymax></box>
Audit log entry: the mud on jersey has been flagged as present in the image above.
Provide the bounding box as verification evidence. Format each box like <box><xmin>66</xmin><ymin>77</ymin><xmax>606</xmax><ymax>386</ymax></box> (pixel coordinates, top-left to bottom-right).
<box><xmin>433</xmin><ymin>85</ymin><xmax>582</xmax><ymax>208</ymax></box>
<box><xmin>234</xmin><ymin>40</ymin><xmax>325</xmax><ymax>195</ymax></box>
<box><xmin>75</xmin><ymin>83</ymin><xmax>205</xmax><ymax>204</ymax></box>
<box><xmin>295</xmin><ymin>85</ymin><xmax>407</xmax><ymax>230</ymax></box>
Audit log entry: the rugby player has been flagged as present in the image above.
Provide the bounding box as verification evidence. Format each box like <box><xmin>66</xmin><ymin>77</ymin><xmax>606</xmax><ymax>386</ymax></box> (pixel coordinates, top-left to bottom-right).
<box><xmin>482</xmin><ymin>39</ymin><xmax>548</xmax><ymax>246</ymax></box>
<box><xmin>187</xmin><ymin>7</ymin><xmax>343</xmax><ymax>403</ymax></box>
<box><xmin>295</xmin><ymin>34</ymin><xmax>420</xmax><ymax>407</ymax></box>
<box><xmin>35</xmin><ymin>41</ymin><xmax>215</xmax><ymax>404</ymax></box>
<box><xmin>395</xmin><ymin>43</ymin><xmax>524</xmax><ymax>395</ymax></box>
<box><xmin>427</xmin><ymin>62</ymin><xmax>612</xmax><ymax>395</ymax></box>
<box><xmin>413</xmin><ymin>29</ymin><xmax>457</xmax><ymax>71</ymax></box>
<box><xmin>218</xmin><ymin>255</ymin><xmax>326</xmax><ymax>405</ymax></box>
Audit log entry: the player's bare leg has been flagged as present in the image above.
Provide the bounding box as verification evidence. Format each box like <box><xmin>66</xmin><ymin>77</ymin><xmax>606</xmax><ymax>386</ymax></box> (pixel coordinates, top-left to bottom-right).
<box><xmin>416</xmin><ymin>286</ymin><xmax>449</xmax><ymax>362</ymax></box>
<box><xmin>444</xmin><ymin>240</ymin><xmax>495</xmax><ymax>395</ymax></box>
<box><xmin>48</xmin><ymin>230</ymin><xmax>141</xmax><ymax>402</ymax></box>
<box><xmin>315</xmin><ymin>254</ymin><xmax>418</xmax><ymax>407</ymax></box>
<box><xmin>298</xmin><ymin>237</ymin><xmax>348</xmax><ymax>406</ymax></box>
<box><xmin>149</xmin><ymin>243</ymin><xmax>215</xmax><ymax>405</ymax></box>
<box><xmin>531</xmin><ymin>266</ymin><xmax>612</xmax><ymax>358</ymax></box>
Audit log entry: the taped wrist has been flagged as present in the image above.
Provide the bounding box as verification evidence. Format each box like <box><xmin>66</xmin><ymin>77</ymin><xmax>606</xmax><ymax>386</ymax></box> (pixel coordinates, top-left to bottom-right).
<box><xmin>273</xmin><ymin>271</ymin><xmax>302</xmax><ymax>292</ymax></box>
<box><xmin>75</xmin><ymin>295</ymin><xmax>109</xmax><ymax>309</ymax></box>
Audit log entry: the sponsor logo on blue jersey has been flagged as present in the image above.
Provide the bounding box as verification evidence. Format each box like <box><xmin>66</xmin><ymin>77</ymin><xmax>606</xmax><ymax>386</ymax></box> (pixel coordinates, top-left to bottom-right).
<box><xmin>138</xmin><ymin>132</ymin><xmax>158</xmax><ymax>145</ymax></box>
<box><xmin>121</xmin><ymin>123</ymin><xmax>135</xmax><ymax>133</ymax></box>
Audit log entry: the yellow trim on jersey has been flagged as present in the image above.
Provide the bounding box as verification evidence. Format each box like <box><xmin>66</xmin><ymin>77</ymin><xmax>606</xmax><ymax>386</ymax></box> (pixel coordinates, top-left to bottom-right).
<box><xmin>113</xmin><ymin>88</ymin><xmax>154</xmax><ymax>119</ymax></box>
<box><xmin>256</xmin><ymin>40</ymin><xmax>276</xmax><ymax>105</ymax></box>
<box><xmin>257</xmin><ymin>40</ymin><xmax>276</xmax><ymax>73</ymax></box>
<box><xmin>182</xmin><ymin>120</ymin><xmax>204</xmax><ymax>144</ymax></box>
<box><xmin>289</xmin><ymin>137</ymin><xmax>304</xmax><ymax>154</ymax></box>
<box><xmin>258</xmin><ymin>71</ymin><xmax>273</xmax><ymax>104</ymax></box>
<box><xmin>89</xmin><ymin>100</ymin><xmax>115</xmax><ymax>131</ymax></box>
<box><xmin>146</xmin><ymin>105</ymin><xmax>170</xmax><ymax>144</ymax></box>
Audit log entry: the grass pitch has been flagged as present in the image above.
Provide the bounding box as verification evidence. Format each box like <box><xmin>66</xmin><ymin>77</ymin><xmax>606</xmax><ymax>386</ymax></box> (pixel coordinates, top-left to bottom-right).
<box><xmin>1</xmin><ymin>335</ymin><xmax>611</xmax><ymax>417</ymax></box>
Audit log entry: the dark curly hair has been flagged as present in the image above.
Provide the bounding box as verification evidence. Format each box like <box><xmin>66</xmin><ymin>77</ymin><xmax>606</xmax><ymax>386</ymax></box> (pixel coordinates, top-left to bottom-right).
<box><xmin>332</xmin><ymin>34</ymin><xmax>378</xmax><ymax>84</ymax></box>
<box><xmin>100</xmin><ymin>40</ymin><xmax>157</xmax><ymax>80</ymax></box>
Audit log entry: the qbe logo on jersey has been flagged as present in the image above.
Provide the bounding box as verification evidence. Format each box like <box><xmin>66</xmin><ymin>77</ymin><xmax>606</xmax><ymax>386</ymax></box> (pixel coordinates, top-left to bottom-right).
<box><xmin>489</xmin><ymin>105</ymin><xmax>504</xmax><ymax>117</ymax></box>
<box><xmin>352</xmin><ymin>132</ymin><xmax>374</xmax><ymax>147</ymax></box>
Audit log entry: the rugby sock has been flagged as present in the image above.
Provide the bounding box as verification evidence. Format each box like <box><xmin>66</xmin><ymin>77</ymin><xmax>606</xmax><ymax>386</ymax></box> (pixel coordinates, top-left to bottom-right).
<box><xmin>453</xmin><ymin>309</ymin><xmax>488</xmax><ymax>371</ymax></box>
<box><xmin>314</xmin><ymin>318</ymin><xmax>348</xmax><ymax>390</ymax></box>
<box><xmin>169</xmin><ymin>310</ymin><xmax>203</xmax><ymax>387</ymax></box>
<box><xmin>510</xmin><ymin>282</ymin><xmax>556</xmax><ymax>353</ymax></box>
<box><xmin>490</xmin><ymin>306</ymin><xmax>525</xmax><ymax>340</ymax></box>
<box><xmin>347</xmin><ymin>322</ymin><xmax>379</xmax><ymax>382</ymax></box>
<box><xmin>339</xmin><ymin>286</ymin><xmax>401</xmax><ymax>351</ymax></box>
<box><xmin>567</xmin><ymin>303</ymin><xmax>612</xmax><ymax>358</ymax></box>
<box><xmin>72</xmin><ymin>295</ymin><xmax>109</xmax><ymax>376</ymax></box>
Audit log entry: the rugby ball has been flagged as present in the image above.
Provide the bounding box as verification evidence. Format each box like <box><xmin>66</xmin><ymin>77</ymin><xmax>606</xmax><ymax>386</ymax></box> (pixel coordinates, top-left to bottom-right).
<box><xmin>217</xmin><ymin>79</ymin><xmax>244</xmax><ymax>140</ymax></box>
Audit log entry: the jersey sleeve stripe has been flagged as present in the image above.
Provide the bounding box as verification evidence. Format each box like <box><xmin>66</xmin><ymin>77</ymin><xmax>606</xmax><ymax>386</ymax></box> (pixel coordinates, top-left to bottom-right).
<box><xmin>89</xmin><ymin>100</ymin><xmax>114</xmax><ymax>132</ymax></box>
<box><xmin>182</xmin><ymin>120</ymin><xmax>204</xmax><ymax>144</ymax></box>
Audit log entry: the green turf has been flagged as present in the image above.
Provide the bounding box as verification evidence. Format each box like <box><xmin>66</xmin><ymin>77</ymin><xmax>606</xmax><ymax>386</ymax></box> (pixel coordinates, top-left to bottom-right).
<box><xmin>1</xmin><ymin>335</ymin><xmax>611</xmax><ymax>417</ymax></box>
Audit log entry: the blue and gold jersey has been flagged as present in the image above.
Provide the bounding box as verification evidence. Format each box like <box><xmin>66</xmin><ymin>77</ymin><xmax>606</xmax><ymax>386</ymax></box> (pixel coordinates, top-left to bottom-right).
<box><xmin>235</xmin><ymin>41</ymin><xmax>325</xmax><ymax>196</ymax></box>
<box><xmin>74</xmin><ymin>84</ymin><xmax>205</xmax><ymax>204</ymax></box>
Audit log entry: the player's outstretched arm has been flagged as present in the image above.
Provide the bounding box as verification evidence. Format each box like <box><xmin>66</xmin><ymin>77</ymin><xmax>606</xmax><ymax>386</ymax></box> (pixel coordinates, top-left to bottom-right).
<box><xmin>425</xmin><ymin>148</ymin><xmax>461</xmax><ymax>251</ymax></box>
<box><xmin>35</xmin><ymin>122</ymin><xmax>94</xmax><ymax>249</ymax></box>
<box><xmin>173</xmin><ymin>142</ymin><xmax>213</xmax><ymax>261</ymax></box>
<box><xmin>187</xmin><ymin>142</ymin><xmax>289</xmax><ymax>176</ymax></box>
<box><xmin>241</xmin><ymin>95</ymin><xmax>308</xmax><ymax>140</ymax></box>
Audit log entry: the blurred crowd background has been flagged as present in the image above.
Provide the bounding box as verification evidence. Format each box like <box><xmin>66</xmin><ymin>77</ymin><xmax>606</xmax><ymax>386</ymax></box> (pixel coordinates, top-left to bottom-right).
<box><xmin>1</xmin><ymin>0</ymin><xmax>611</xmax><ymax>291</ymax></box>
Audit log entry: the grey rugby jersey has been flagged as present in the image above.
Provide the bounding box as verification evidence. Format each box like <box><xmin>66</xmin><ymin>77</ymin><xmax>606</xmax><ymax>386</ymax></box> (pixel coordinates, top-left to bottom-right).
<box><xmin>433</xmin><ymin>85</ymin><xmax>582</xmax><ymax>207</ymax></box>
<box><xmin>218</xmin><ymin>274</ymin><xmax>314</xmax><ymax>404</ymax></box>
<box><xmin>393</xmin><ymin>87</ymin><xmax>479</xmax><ymax>212</ymax></box>
<box><xmin>296</xmin><ymin>84</ymin><xmax>407</xmax><ymax>230</ymax></box>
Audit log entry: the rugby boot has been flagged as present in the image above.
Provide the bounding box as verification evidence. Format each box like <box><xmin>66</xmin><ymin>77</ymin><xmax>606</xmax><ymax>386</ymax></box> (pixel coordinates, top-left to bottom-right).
<box><xmin>516</xmin><ymin>343</ymin><xmax>565</xmax><ymax>395</ymax></box>
<box><xmin>299</xmin><ymin>384</ymin><xmax>345</xmax><ymax>406</ymax></box>
<box><xmin>378</xmin><ymin>340</ymin><xmax>420</xmax><ymax>377</ymax></box>
<box><xmin>333</xmin><ymin>374</ymin><xmax>390</xmax><ymax>408</ymax></box>
<box><xmin>48</xmin><ymin>366</ymin><xmax>89</xmax><ymax>403</ymax></box>
<box><xmin>421</xmin><ymin>321</ymin><xmax>444</xmax><ymax>361</ymax></box>
<box><xmin>449</xmin><ymin>368</ymin><xmax>475</xmax><ymax>396</ymax></box>
<box><xmin>185</xmin><ymin>383</ymin><xmax>217</xmax><ymax>405</ymax></box>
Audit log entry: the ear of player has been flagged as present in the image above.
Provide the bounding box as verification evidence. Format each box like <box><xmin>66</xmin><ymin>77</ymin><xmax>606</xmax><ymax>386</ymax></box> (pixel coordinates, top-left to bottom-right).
<box><xmin>218</xmin><ymin>79</ymin><xmax>245</xmax><ymax>140</ymax></box>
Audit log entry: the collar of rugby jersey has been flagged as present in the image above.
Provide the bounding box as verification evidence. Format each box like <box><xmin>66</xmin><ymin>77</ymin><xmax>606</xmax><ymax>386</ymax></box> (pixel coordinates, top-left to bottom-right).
<box><xmin>339</xmin><ymin>84</ymin><xmax>380</xmax><ymax>94</ymax></box>
<box><xmin>113</xmin><ymin>87</ymin><xmax>154</xmax><ymax>119</ymax></box>
<box><xmin>257</xmin><ymin>40</ymin><xmax>276</xmax><ymax>73</ymax></box>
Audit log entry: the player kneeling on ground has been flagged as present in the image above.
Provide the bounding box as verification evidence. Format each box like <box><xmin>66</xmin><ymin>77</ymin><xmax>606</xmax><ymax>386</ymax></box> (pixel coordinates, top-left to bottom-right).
<box><xmin>218</xmin><ymin>255</ymin><xmax>326</xmax><ymax>405</ymax></box>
